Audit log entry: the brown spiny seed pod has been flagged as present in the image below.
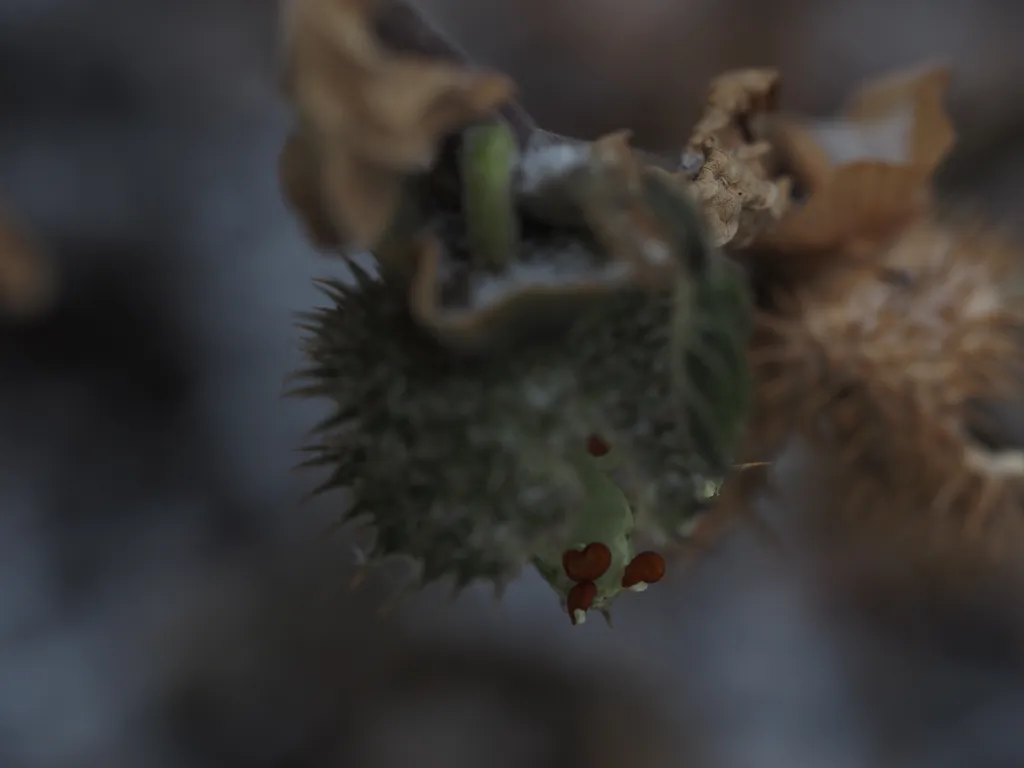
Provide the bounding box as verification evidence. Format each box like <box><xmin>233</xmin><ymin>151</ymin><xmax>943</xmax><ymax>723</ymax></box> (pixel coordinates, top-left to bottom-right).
<box><xmin>750</xmin><ymin>214</ymin><xmax>1024</xmax><ymax>560</ymax></box>
<box><xmin>732</xmin><ymin>63</ymin><xmax>1024</xmax><ymax>577</ymax></box>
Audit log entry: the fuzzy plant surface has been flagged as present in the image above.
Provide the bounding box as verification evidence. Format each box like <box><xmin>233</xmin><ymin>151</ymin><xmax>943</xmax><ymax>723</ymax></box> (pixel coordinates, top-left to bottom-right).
<box><xmin>284</xmin><ymin>0</ymin><xmax>754</xmax><ymax>623</ymax></box>
<box><xmin>292</xmin><ymin>197</ymin><xmax>752</xmax><ymax>623</ymax></box>
<box><xmin>531</xmin><ymin>437</ymin><xmax>668</xmax><ymax>626</ymax></box>
<box><xmin>570</xmin><ymin>238</ymin><xmax>753</xmax><ymax>539</ymax></box>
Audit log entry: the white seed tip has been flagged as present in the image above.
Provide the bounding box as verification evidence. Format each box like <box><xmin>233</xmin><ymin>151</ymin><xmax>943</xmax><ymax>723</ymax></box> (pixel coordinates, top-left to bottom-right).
<box><xmin>628</xmin><ymin>582</ymin><xmax>649</xmax><ymax>593</ymax></box>
<box><xmin>572</xmin><ymin>609</ymin><xmax>587</xmax><ymax>626</ymax></box>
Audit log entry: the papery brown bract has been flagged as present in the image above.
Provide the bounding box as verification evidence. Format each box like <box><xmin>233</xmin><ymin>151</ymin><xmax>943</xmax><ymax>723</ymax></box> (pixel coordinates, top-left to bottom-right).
<box><xmin>743</xmin><ymin>65</ymin><xmax>956</xmax><ymax>281</ymax></box>
<box><xmin>280</xmin><ymin>0</ymin><xmax>515</xmax><ymax>250</ymax></box>
<box><xmin>676</xmin><ymin>69</ymin><xmax>793</xmax><ymax>249</ymax></box>
<box><xmin>751</xmin><ymin>209</ymin><xmax>1024</xmax><ymax>560</ymax></box>
<box><xmin>407</xmin><ymin>141</ymin><xmax>715</xmax><ymax>354</ymax></box>
<box><xmin>739</xmin><ymin>64</ymin><xmax>1024</xmax><ymax>565</ymax></box>
<box><xmin>751</xmin><ymin>161</ymin><xmax>931</xmax><ymax>258</ymax></box>
<box><xmin>840</xmin><ymin>64</ymin><xmax>955</xmax><ymax>173</ymax></box>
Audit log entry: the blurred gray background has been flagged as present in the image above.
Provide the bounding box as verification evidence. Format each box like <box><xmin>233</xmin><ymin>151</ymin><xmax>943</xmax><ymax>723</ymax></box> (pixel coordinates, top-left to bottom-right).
<box><xmin>2</xmin><ymin>1</ymin><xmax>1024</xmax><ymax>766</ymax></box>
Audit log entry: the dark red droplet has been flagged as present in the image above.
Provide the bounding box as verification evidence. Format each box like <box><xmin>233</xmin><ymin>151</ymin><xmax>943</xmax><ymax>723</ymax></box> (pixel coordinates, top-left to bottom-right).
<box><xmin>586</xmin><ymin>434</ymin><xmax>610</xmax><ymax>457</ymax></box>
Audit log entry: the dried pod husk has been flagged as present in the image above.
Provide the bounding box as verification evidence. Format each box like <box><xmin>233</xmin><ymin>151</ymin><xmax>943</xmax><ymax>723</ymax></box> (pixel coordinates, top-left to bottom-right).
<box><xmin>733</xmin><ymin>63</ymin><xmax>1024</xmax><ymax>574</ymax></box>
<box><xmin>750</xmin><ymin>214</ymin><xmax>1024</xmax><ymax>563</ymax></box>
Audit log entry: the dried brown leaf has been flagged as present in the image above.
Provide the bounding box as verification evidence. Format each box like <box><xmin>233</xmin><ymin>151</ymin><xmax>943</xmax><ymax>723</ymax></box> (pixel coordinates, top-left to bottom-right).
<box><xmin>839</xmin><ymin>63</ymin><xmax>955</xmax><ymax>174</ymax></box>
<box><xmin>732</xmin><ymin>64</ymin><xmax>1024</xmax><ymax>569</ymax></box>
<box><xmin>281</xmin><ymin>0</ymin><xmax>515</xmax><ymax>249</ymax></box>
<box><xmin>687</xmin><ymin>68</ymin><xmax>780</xmax><ymax>156</ymax></box>
<box><xmin>406</xmin><ymin>133</ymin><xmax>692</xmax><ymax>354</ymax></box>
<box><xmin>279</xmin><ymin>132</ymin><xmax>341</xmax><ymax>250</ymax></box>
<box><xmin>743</xmin><ymin>64</ymin><xmax>957</xmax><ymax>278</ymax></box>
<box><xmin>679</xmin><ymin>69</ymin><xmax>792</xmax><ymax>249</ymax></box>
<box><xmin>688</xmin><ymin>147</ymin><xmax>791</xmax><ymax>248</ymax></box>
<box><xmin>754</xmin><ymin>162</ymin><xmax>931</xmax><ymax>256</ymax></box>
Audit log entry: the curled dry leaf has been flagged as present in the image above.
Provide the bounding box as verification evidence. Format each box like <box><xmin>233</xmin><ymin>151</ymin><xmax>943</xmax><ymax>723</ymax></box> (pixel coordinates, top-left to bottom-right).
<box><xmin>687</xmin><ymin>68</ymin><xmax>781</xmax><ymax>158</ymax></box>
<box><xmin>0</xmin><ymin>208</ymin><xmax>55</xmax><ymax>318</ymax></box>
<box><xmin>748</xmin><ymin>64</ymin><xmax>956</xmax><ymax>270</ymax></box>
<box><xmin>675</xmin><ymin>69</ymin><xmax>792</xmax><ymax>249</ymax></box>
<box><xmin>407</xmin><ymin>133</ymin><xmax>711</xmax><ymax>354</ymax></box>
<box><xmin>742</xmin><ymin>65</ymin><xmax>1024</xmax><ymax>564</ymax></box>
<box><xmin>824</xmin><ymin>63</ymin><xmax>954</xmax><ymax>174</ymax></box>
<box><xmin>752</xmin><ymin>160</ymin><xmax>932</xmax><ymax>258</ymax></box>
<box><xmin>280</xmin><ymin>0</ymin><xmax>515</xmax><ymax>250</ymax></box>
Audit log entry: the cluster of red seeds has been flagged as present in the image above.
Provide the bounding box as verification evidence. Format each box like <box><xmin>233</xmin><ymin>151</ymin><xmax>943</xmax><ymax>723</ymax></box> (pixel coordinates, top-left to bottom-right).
<box><xmin>561</xmin><ymin>436</ymin><xmax>667</xmax><ymax>625</ymax></box>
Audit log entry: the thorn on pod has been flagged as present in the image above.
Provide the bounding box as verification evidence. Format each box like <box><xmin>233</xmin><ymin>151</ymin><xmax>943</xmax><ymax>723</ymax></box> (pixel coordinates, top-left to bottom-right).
<box><xmin>621</xmin><ymin>551</ymin><xmax>666</xmax><ymax>590</ymax></box>
<box><xmin>562</xmin><ymin>542</ymin><xmax>612</xmax><ymax>582</ymax></box>
<box><xmin>567</xmin><ymin>580</ymin><xmax>597</xmax><ymax>625</ymax></box>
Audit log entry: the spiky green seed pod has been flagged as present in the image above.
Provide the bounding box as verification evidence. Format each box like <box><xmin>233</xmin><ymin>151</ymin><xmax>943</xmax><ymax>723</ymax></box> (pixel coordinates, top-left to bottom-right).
<box><xmin>294</xmin><ymin>262</ymin><xmax>749</xmax><ymax>599</ymax></box>
<box><xmin>570</xmin><ymin>190</ymin><xmax>752</xmax><ymax>539</ymax></box>
<box><xmin>531</xmin><ymin>447</ymin><xmax>656</xmax><ymax>625</ymax></box>
<box><xmin>293</xmin><ymin>263</ymin><xmax>607</xmax><ymax>590</ymax></box>
<box><xmin>292</xmin><ymin>168</ymin><xmax>752</xmax><ymax>613</ymax></box>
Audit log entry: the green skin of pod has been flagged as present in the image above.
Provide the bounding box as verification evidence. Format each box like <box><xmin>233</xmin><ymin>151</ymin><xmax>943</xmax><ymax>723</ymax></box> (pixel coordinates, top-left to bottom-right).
<box><xmin>295</xmin><ymin>123</ymin><xmax>746</xmax><ymax>617</ymax></box>
<box><xmin>532</xmin><ymin>448</ymin><xmax>640</xmax><ymax>615</ymax></box>
<box><xmin>532</xmin><ymin>447</ymin><xmax>726</xmax><ymax>622</ymax></box>
<box><xmin>461</xmin><ymin>120</ymin><xmax>520</xmax><ymax>269</ymax></box>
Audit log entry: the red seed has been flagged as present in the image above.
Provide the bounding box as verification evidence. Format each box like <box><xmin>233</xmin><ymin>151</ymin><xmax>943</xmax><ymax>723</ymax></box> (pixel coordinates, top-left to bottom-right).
<box><xmin>621</xmin><ymin>551</ymin><xmax>666</xmax><ymax>588</ymax></box>
<box><xmin>586</xmin><ymin>434</ymin><xmax>610</xmax><ymax>457</ymax></box>
<box><xmin>562</xmin><ymin>542</ymin><xmax>612</xmax><ymax>583</ymax></box>
<box><xmin>567</xmin><ymin>580</ymin><xmax>597</xmax><ymax>625</ymax></box>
